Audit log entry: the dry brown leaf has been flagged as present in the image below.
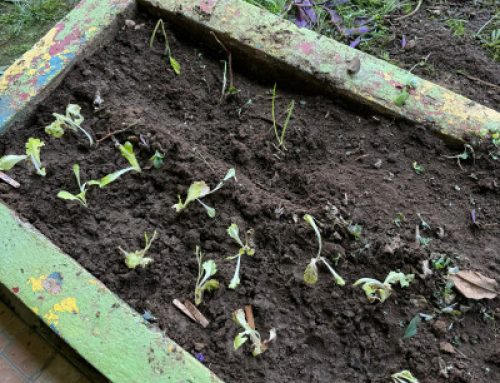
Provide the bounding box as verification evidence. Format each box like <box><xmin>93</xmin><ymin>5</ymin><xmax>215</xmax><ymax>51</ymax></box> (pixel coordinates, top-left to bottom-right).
<box><xmin>449</xmin><ymin>271</ymin><xmax>498</xmax><ymax>300</ymax></box>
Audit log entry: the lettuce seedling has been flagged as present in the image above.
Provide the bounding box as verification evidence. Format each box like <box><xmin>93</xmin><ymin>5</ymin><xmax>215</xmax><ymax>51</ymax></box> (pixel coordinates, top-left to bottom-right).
<box><xmin>233</xmin><ymin>308</ymin><xmax>276</xmax><ymax>357</ymax></box>
<box><xmin>57</xmin><ymin>164</ymin><xmax>90</xmax><ymax>207</ymax></box>
<box><xmin>391</xmin><ymin>370</ymin><xmax>419</xmax><ymax>383</ymax></box>
<box><xmin>194</xmin><ymin>246</ymin><xmax>219</xmax><ymax>305</ymax></box>
<box><xmin>271</xmin><ymin>84</ymin><xmax>295</xmax><ymax>150</ymax></box>
<box><xmin>120</xmin><ymin>231</ymin><xmax>158</xmax><ymax>269</ymax></box>
<box><xmin>412</xmin><ymin>161</ymin><xmax>424</xmax><ymax>174</ymax></box>
<box><xmin>226</xmin><ymin>223</ymin><xmax>255</xmax><ymax>289</ymax></box>
<box><xmin>172</xmin><ymin>168</ymin><xmax>235</xmax><ymax>218</ymax></box>
<box><xmin>303</xmin><ymin>214</ymin><xmax>345</xmax><ymax>286</ymax></box>
<box><xmin>0</xmin><ymin>154</ymin><xmax>27</xmax><ymax>171</ymax></box>
<box><xmin>149</xmin><ymin>150</ymin><xmax>165</xmax><ymax>169</ymax></box>
<box><xmin>354</xmin><ymin>271</ymin><xmax>414</xmax><ymax>303</ymax></box>
<box><xmin>45</xmin><ymin>104</ymin><xmax>94</xmax><ymax>145</ymax></box>
<box><xmin>25</xmin><ymin>138</ymin><xmax>46</xmax><ymax>176</ymax></box>
<box><xmin>87</xmin><ymin>141</ymin><xmax>141</xmax><ymax>188</ymax></box>
<box><xmin>150</xmin><ymin>19</ymin><xmax>181</xmax><ymax>75</ymax></box>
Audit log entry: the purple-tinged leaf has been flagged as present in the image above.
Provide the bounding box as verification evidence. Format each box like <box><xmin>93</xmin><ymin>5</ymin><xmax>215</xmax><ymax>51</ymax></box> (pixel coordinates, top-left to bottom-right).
<box><xmin>471</xmin><ymin>209</ymin><xmax>477</xmax><ymax>224</ymax></box>
<box><xmin>349</xmin><ymin>36</ymin><xmax>361</xmax><ymax>48</ymax></box>
<box><xmin>344</xmin><ymin>26</ymin><xmax>370</xmax><ymax>37</ymax></box>
<box><xmin>294</xmin><ymin>1</ymin><xmax>317</xmax><ymax>28</ymax></box>
<box><xmin>401</xmin><ymin>34</ymin><xmax>407</xmax><ymax>49</ymax></box>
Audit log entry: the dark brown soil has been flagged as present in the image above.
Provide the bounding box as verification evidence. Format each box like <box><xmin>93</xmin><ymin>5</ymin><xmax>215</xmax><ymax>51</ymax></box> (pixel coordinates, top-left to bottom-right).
<box><xmin>386</xmin><ymin>2</ymin><xmax>499</xmax><ymax>110</ymax></box>
<box><xmin>1</xmin><ymin>13</ymin><xmax>499</xmax><ymax>383</ymax></box>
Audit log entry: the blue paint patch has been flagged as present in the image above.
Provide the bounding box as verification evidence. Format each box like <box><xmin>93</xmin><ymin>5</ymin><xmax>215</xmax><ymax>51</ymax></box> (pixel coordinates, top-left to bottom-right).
<box><xmin>36</xmin><ymin>53</ymin><xmax>75</xmax><ymax>88</ymax></box>
<box><xmin>0</xmin><ymin>97</ymin><xmax>14</xmax><ymax>132</ymax></box>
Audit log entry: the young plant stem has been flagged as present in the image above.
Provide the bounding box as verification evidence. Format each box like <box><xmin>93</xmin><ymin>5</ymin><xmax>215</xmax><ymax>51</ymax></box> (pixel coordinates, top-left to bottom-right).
<box><xmin>211</xmin><ymin>31</ymin><xmax>234</xmax><ymax>93</ymax></box>
<box><xmin>271</xmin><ymin>84</ymin><xmax>295</xmax><ymax>150</ymax></box>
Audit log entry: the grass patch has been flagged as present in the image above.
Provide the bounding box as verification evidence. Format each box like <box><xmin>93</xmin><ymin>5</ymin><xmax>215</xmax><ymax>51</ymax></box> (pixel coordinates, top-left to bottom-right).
<box><xmin>0</xmin><ymin>0</ymin><xmax>78</xmax><ymax>67</ymax></box>
<box><xmin>445</xmin><ymin>18</ymin><xmax>466</xmax><ymax>37</ymax></box>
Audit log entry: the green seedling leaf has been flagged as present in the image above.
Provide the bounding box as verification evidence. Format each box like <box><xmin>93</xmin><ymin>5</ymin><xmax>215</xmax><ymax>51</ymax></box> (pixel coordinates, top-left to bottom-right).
<box><xmin>88</xmin><ymin>167</ymin><xmax>134</xmax><ymax>189</ymax></box>
<box><xmin>169</xmin><ymin>55</ymin><xmax>181</xmax><ymax>75</ymax></box>
<box><xmin>412</xmin><ymin>161</ymin><xmax>424</xmax><ymax>174</ymax></box>
<box><xmin>391</xmin><ymin>370</ymin><xmax>419</xmax><ymax>383</ymax></box>
<box><xmin>25</xmin><ymin>138</ymin><xmax>46</xmax><ymax>176</ymax></box>
<box><xmin>173</xmin><ymin>169</ymin><xmax>235</xmax><ymax>216</ymax></box>
<box><xmin>150</xmin><ymin>19</ymin><xmax>181</xmax><ymax>75</ymax></box>
<box><xmin>149</xmin><ymin>150</ymin><xmax>165</xmax><ymax>169</ymax></box>
<box><xmin>347</xmin><ymin>223</ymin><xmax>363</xmax><ymax>240</ymax></box>
<box><xmin>0</xmin><ymin>155</ymin><xmax>27</xmax><ymax>171</ymax></box>
<box><xmin>118</xmin><ymin>141</ymin><xmax>141</xmax><ymax>172</ymax></box>
<box><xmin>354</xmin><ymin>272</ymin><xmax>414</xmax><ymax>303</ymax></box>
<box><xmin>120</xmin><ymin>231</ymin><xmax>158</xmax><ymax>269</ymax></box>
<box><xmin>432</xmin><ymin>254</ymin><xmax>452</xmax><ymax>270</ymax></box>
<box><xmin>271</xmin><ymin>84</ymin><xmax>295</xmax><ymax>150</ymax></box>
<box><xmin>394</xmin><ymin>212</ymin><xmax>405</xmax><ymax>227</ymax></box>
<box><xmin>194</xmin><ymin>246</ymin><xmax>220</xmax><ymax>305</ymax></box>
<box><xmin>304</xmin><ymin>259</ymin><xmax>319</xmax><ymax>285</ymax></box>
<box><xmin>403</xmin><ymin>315</ymin><xmax>421</xmax><ymax>339</ymax></box>
<box><xmin>394</xmin><ymin>89</ymin><xmax>410</xmax><ymax>106</ymax></box>
<box><xmin>227</xmin><ymin>223</ymin><xmax>255</xmax><ymax>290</ymax></box>
<box><xmin>303</xmin><ymin>214</ymin><xmax>345</xmax><ymax>286</ymax></box>
<box><xmin>45</xmin><ymin>104</ymin><xmax>93</xmax><ymax>145</ymax></box>
<box><xmin>57</xmin><ymin>164</ymin><xmax>91</xmax><ymax>207</ymax></box>
<box><xmin>232</xmin><ymin>308</ymin><xmax>276</xmax><ymax>356</ymax></box>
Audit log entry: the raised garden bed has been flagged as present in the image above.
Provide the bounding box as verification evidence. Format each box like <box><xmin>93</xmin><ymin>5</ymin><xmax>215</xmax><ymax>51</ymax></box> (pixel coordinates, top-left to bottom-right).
<box><xmin>1</xmin><ymin>1</ymin><xmax>499</xmax><ymax>383</ymax></box>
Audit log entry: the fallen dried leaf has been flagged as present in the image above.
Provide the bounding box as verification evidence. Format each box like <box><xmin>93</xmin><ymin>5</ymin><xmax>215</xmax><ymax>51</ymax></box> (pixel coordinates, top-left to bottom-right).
<box><xmin>449</xmin><ymin>271</ymin><xmax>498</xmax><ymax>300</ymax></box>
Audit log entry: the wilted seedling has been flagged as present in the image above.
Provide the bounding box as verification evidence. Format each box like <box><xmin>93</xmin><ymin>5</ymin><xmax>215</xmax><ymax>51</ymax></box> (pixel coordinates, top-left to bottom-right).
<box><xmin>45</xmin><ymin>104</ymin><xmax>94</xmax><ymax>145</ymax></box>
<box><xmin>87</xmin><ymin>141</ymin><xmax>141</xmax><ymax>188</ymax></box>
<box><xmin>120</xmin><ymin>231</ymin><xmax>158</xmax><ymax>269</ymax></box>
<box><xmin>431</xmin><ymin>253</ymin><xmax>452</xmax><ymax>270</ymax></box>
<box><xmin>172</xmin><ymin>168</ymin><xmax>235</xmax><ymax>218</ymax></box>
<box><xmin>0</xmin><ymin>154</ymin><xmax>27</xmax><ymax>172</ymax></box>
<box><xmin>391</xmin><ymin>370</ymin><xmax>419</xmax><ymax>383</ymax></box>
<box><xmin>271</xmin><ymin>84</ymin><xmax>295</xmax><ymax>150</ymax></box>
<box><xmin>57</xmin><ymin>164</ymin><xmax>90</xmax><ymax>207</ymax></box>
<box><xmin>26</xmin><ymin>138</ymin><xmax>46</xmax><ymax>176</ymax></box>
<box><xmin>444</xmin><ymin>144</ymin><xmax>474</xmax><ymax>169</ymax></box>
<box><xmin>412</xmin><ymin>161</ymin><xmax>424</xmax><ymax>174</ymax></box>
<box><xmin>1</xmin><ymin>138</ymin><xmax>46</xmax><ymax>177</ymax></box>
<box><xmin>233</xmin><ymin>308</ymin><xmax>276</xmax><ymax>357</ymax></box>
<box><xmin>226</xmin><ymin>223</ymin><xmax>255</xmax><ymax>289</ymax></box>
<box><xmin>194</xmin><ymin>246</ymin><xmax>219</xmax><ymax>305</ymax></box>
<box><xmin>326</xmin><ymin>203</ymin><xmax>363</xmax><ymax>241</ymax></box>
<box><xmin>354</xmin><ymin>271</ymin><xmax>414</xmax><ymax>303</ymax></box>
<box><xmin>149</xmin><ymin>150</ymin><xmax>165</xmax><ymax>169</ymax></box>
<box><xmin>303</xmin><ymin>214</ymin><xmax>345</xmax><ymax>286</ymax></box>
<box><xmin>394</xmin><ymin>212</ymin><xmax>406</xmax><ymax>227</ymax></box>
<box><xmin>415</xmin><ymin>226</ymin><xmax>432</xmax><ymax>247</ymax></box>
<box><xmin>150</xmin><ymin>19</ymin><xmax>180</xmax><ymax>75</ymax></box>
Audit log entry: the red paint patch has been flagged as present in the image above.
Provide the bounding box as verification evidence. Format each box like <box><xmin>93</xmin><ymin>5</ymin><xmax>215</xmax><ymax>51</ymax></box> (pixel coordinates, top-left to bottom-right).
<box><xmin>49</xmin><ymin>25</ymin><xmax>82</xmax><ymax>56</ymax></box>
<box><xmin>298</xmin><ymin>41</ymin><xmax>315</xmax><ymax>55</ymax></box>
<box><xmin>199</xmin><ymin>0</ymin><xmax>217</xmax><ymax>14</ymax></box>
<box><xmin>12</xmin><ymin>287</ymin><xmax>19</xmax><ymax>294</ymax></box>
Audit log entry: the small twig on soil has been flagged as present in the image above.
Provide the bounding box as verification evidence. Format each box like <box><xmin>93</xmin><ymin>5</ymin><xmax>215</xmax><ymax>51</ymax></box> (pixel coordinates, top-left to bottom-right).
<box><xmin>396</xmin><ymin>0</ymin><xmax>423</xmax><ymax>21</ymax></box>
<box><xmin>96</xmin><ymin>125</ymin><xmax>136</xmax><ymax>144</ymax></box>
<box><xmin>192</xmin><ymin>148</ymin><xmax>216</xmax><ymax>173</ymax></box>
<box><xmin>173</xmin><ymin>299</ymin><xmax>196</xmax><ymax>322</ymax></box>
<box><xmin>244</xmin><ymin>305</ymin><xmax>255</xmax><ymax>330</ymax></box>
<box><xmin>183</xmin><ymin>300</ymin><xmax>210</xmax><ymax>328</ymax></box>
<box><xmin>456</xmin><ymin>70</ymin><xmax>500</xmax><ymax>90</ymax></box>
<box><xmin>0</xmin><ymin>171</ymin><xmax>20</xmax><ymax>189</ymax></box>
<box><xmin>210</xmin><ymin>32</ymin><xmax>234</xmax><ymax>93</ymax></box>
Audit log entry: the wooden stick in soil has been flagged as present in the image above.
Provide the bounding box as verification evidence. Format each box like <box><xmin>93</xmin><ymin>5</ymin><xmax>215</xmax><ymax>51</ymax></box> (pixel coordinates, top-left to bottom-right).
<box><xmin>0</xmin><ymin>171</ymin><xmax>20</xmax><ymax>189</ymax></box>
<box><xmin>244</xmin><ymin>305</ymin><xmax>255</xmax><ymax>330</ymax></box>
<box><xmin>396</xmin><ymin>0</ymin><xmax>423</xmax><ymax>21</ymax></box>
<box><xmin>183</xmin><ymin>300</ymin><xmax>210</xmax><ymax>328</ymax></box>
<box><xmin>173</xmin><ymin>299</ymin><xmax>196</xmax><ymax>322</ymax></box>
